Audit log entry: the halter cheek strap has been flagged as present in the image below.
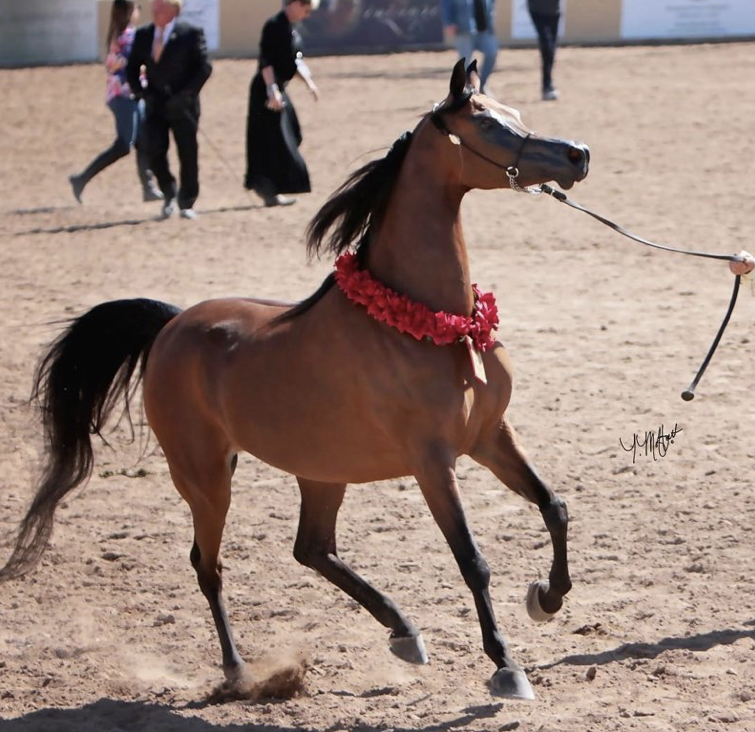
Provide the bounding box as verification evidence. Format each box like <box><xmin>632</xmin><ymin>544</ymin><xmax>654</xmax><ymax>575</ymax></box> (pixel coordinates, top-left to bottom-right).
<box><xmin>504</xmin><ymin>133</ymin><xmax>539</xmax><ymax>193</ymax></box>
<box><xmin>430</xmin><ymin>108</ymin><xmax>540</xmax><ymax>194</ymax></box>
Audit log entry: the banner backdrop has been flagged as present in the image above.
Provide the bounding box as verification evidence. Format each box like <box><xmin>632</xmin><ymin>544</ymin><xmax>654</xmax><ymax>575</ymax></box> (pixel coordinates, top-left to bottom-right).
<box><xmin>0</xmin><ymin>0</ymin><xmax>98</xmax><ymax>66</ymax></box>
<box><xmin>511</xmin><ymin>0</ymin><xmax>567</xmax><ymax>40</ymax></box>
<box><xmin>621</xmin><ymin>0</ymin><xmax>755</xmax><ymax>39</ymax></box>
<box><xmin>181</xmin><ymin>0</ymin><xmax>220</xmax><ymax>51</ymax></box>
<box><xmin>300</xmin><ymin>0</ymin><xmax>443</xmax><ymax>53</ymax></box>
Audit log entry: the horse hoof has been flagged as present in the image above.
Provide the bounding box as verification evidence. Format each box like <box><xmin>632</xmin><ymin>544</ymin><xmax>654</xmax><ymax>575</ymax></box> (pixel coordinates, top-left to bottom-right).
<box><xmin>526</xmin><ymin>580</ymin><xmax>559</xmax><ymax>623</ymax></box>
<box><xmin>488</xmin><ymin>667</ymin><xmax>535</xmax><ymax>700</ymax></box>
<box><xmin>389</xmin><ymin>633</ymin><xmax>429</xmax><ymax>664</ymax></box>
<box><xmin>223</xmin><ymin>660</ymin><xmax>249</xmax><ymax>684</ymax></box>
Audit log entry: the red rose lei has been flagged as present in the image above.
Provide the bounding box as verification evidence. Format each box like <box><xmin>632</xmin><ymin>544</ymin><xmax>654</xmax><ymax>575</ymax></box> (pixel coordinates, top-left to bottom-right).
<box><xmin>333</xmin><ymin>252</ymin><xmax>499</xmax><ymax>351</ymax></box>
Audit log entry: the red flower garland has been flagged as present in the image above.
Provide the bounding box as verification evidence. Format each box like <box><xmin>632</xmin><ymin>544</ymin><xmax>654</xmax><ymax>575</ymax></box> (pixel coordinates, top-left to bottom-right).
<box><xmin>334</xmin><ymin>252</ymin><xmax>499</xmax><ymax>351</ymax></box>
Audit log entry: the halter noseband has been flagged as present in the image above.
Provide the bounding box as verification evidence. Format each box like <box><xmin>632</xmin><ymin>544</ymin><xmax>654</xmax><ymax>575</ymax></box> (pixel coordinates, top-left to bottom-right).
<box><xmin>430</xmin><ymin>100</ymin><xmax>539</xmax><ymax>194</ymax></box>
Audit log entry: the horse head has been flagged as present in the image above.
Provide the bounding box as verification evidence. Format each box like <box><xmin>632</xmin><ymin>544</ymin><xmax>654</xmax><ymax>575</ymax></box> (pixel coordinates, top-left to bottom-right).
<box><xmin>430</xmin><ymin>59</ymin><xmax>589</xmax><ymax>192</ymax></box>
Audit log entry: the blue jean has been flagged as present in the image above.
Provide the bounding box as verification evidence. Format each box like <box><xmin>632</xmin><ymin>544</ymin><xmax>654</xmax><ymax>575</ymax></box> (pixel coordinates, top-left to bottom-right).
<box><xmin>110</xmin><ymin>94</ymin><xmax>140</xmax><ymax>147</ymax></box>
<box><xmin>454</xmin><ymin>30</ymin><xmax>499</xmax><ymax>90</ymax></box>
<box><xmin>77</xmin><ymin>95</ymin><xmax>153</xmax><ymax>191</ymax></box>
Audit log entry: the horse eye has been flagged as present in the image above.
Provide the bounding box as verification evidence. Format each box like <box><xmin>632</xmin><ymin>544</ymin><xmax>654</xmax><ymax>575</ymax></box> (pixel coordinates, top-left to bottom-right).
<box><xmin>478</xmin><ymin>117</ymin><xmax>496</xmax><ymax>132</ymax></box>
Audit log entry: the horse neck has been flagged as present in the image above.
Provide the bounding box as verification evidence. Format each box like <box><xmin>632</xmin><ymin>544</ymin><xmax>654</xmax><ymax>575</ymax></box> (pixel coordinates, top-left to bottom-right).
<box><xmin>366</xmin><ymin>133</ymin><xmax>474</xmax><ymax>316</ymax></box>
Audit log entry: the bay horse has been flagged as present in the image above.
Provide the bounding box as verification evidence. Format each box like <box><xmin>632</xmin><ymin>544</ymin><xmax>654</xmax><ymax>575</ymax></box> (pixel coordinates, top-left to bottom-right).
<box><xmin>0</xmin><ymin>60</ymin><xmax>589</xmax><ymax>700</ymax></box>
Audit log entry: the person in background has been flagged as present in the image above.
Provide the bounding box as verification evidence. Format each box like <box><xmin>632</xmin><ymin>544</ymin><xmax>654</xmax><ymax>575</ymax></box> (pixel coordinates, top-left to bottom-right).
<box><xmin>528</xmin><ymin>0</ymin><xmax>561</xmax><ymax>101</ymax></box>
<box><xmin>441</xmin><ymin>0</ymin><xmax>497</xmax><ymax>94</ymax></box>
<box><xmin>245</xmin><ymin>0</ymin><xmax>320</xmax><ymax>208</ymax></box>
<box><xmin>69</xmin><ymin>0</ymin><xmax>162</xmax><ymax>204</ymax></box>
<box><xmin>126</xmin><ymin>0</ymin><xmax>212</xmax><ymax>220</ymax></box>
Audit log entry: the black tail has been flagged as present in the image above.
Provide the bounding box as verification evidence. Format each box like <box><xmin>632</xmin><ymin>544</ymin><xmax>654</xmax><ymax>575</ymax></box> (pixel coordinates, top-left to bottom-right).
<box><xmin>0</xmin><ymin>298</ymin><xmax>181</xmax><ymax>582</ymax></box>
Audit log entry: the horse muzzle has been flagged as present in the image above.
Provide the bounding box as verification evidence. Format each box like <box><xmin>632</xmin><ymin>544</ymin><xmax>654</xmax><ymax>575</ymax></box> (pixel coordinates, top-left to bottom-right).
<box><xmin>557</xmin><ymin>142</ymin><xmax>590</xmax><ymax>189</ymax></box>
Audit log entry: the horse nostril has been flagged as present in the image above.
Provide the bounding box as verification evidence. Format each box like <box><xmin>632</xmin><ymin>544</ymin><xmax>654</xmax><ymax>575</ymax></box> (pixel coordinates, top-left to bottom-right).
<box><xmin>567</xmin><ymin>146</ymin><xmax>585</xmax><ymax>166</ymax></box>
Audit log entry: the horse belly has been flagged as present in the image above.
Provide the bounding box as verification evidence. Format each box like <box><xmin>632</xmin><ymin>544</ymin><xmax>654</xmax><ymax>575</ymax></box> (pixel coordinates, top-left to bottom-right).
<box><xmin>222</xmin><ymin>346</ymin><xmax>512</xmax><ymax>484</ymax></box>
<box><xmin>233</xmin><ymin>400</ymin><xmax>415</xmax><ymax>484</ymax></box>
<box><xmin>217</xmin><ymin>344</ymin><xmax>420</xmax><ymax>482</ymax></box>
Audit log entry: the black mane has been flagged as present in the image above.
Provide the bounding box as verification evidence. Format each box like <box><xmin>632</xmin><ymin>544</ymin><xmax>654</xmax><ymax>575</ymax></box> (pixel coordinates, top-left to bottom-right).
<box><xmin>274</xmin><ymin>130</ymin><xmax>414</xmax><ymax>323</ymax></box>
<box><xmin>305</xmin><ymin>130</ymin><xmax>414</xmax><ymax>262</ymax></box>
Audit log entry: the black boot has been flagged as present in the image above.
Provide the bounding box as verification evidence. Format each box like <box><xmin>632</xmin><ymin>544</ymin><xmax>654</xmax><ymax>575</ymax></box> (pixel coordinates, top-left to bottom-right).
<box><xmin>69</xmin><ymin>138</ymin><xmax>130</xmax><ymax>203</ymax></box>
<box><xmin>69</xmin><ymin>174</ymin><xmax>85</xmax><ymax>204</ymax></box>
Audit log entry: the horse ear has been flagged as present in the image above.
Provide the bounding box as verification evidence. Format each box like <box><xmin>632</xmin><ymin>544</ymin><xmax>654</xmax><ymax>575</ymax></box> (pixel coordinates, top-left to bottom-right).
<box><xmin>449</xmin><ymin>58</ymin><xmax>467</xmax><ymax>100</ymax></box>
<box><xmin>466</xmin><ymin>59</ymin><xmax>481</xmax><ymax>92</ymax></box>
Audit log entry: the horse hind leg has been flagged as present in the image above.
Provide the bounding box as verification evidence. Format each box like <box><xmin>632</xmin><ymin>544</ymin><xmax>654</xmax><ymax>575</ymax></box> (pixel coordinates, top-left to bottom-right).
<box><xmin>470</xmin><ymin>418</ymin><xmax>571</xmax><ymax>622</ymax></box>
<box><xmin>293</xmin><ymin>478</ymin><xmax>427</xmax><ymax>665</ymax></box>
<box><xmin>167</xmin><ymin>446</ymin><xmax>245</xmax><ymax>682</ymax></box>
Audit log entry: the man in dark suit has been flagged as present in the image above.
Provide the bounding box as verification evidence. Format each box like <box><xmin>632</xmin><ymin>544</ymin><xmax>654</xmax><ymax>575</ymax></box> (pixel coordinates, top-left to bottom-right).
<box><xmin>126</xmin><ymin>0</ymin><xmax>212</xmax><ymax>219</ymax></box>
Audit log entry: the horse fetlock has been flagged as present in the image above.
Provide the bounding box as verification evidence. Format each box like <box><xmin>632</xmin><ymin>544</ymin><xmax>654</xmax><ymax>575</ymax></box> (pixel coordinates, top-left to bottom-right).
<box><xmin>482</xmin><ymin>630</ymin><xmax>510</xmax><ymax>668</ymax></box>
<box><xmin>551</xmin><ymin>574</ymin><xmax>572</xmax><ymax>598</ymax></box>
<box><xmin>525</xmin><ymin>579</ymin><xmax>562</xmax><ymax>622</ymax></box>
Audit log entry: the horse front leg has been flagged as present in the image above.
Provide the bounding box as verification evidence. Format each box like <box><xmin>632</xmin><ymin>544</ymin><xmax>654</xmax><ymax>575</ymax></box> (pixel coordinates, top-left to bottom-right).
<box><xmin>413</xmin><ymin>443</ymin><xmax>534</xmax><ymax>700</ymax></box>
<box><xmin>470</xmin><ymin>417</ymin><xmax>571</xmax><ymax>622</ymax></box>
<box><xmin>294</xmin><ymin>477</ymin><xmax>428</xmax><ymax>664</ymax></box>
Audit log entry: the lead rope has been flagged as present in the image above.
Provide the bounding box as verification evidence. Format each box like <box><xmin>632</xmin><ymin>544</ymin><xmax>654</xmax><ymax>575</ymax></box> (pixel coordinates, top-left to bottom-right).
<box><xmin>431</xmin><ymin>108</ymin><xmax>752</xmax><ymax>399</ymax></box>
<box><xmin>534</xmin><ymin>182</ymin><xmax>752</xmax><ymax>400</ymax></box>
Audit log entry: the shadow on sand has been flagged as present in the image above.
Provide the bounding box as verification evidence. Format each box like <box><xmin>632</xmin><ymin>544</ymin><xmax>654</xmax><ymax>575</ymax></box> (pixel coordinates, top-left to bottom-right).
<box><xmin>5</xmin><ymin>626</ymin><xmax>752</xmax><ymax>731</ymax></box>
<box><xmin>10</xmin><ymin>205</ymin><xmax>78</xmax><ymax>216</ymax></box>
<box><xmin>535</xmin><ymin>623</ymin><xmax>755</xmax><ymax>671</ymax></box>
<box><xmin>12</xmin><ymin>204</ymin><xmax>261</xmax><ymax>236</ymax></box>
<box><xmin>0</xmin><ymin>698</ymin><xmax>510</xmax><ymax>732</ymax></box>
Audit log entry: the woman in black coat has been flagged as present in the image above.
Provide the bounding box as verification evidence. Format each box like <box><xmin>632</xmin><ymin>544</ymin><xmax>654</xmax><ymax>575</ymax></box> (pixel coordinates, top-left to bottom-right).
<box><xmin>245</xmin><ymin>0</ymin><xmax>319</xmax><ymax>207</ymax></box>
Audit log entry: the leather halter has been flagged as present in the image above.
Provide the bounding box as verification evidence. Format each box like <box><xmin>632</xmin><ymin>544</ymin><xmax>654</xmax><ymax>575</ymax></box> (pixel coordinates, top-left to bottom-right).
<box><xmin>429</xmin><ymin>99</ymin><xmax>532</xmax><ymax>181</ymax></box>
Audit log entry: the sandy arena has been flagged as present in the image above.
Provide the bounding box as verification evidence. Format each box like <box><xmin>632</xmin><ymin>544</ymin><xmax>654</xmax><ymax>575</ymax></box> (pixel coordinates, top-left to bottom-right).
<box><xmin>1</xmin><ymin>43</ymin><xmax>754</xmax><ymax>731</ymax></box>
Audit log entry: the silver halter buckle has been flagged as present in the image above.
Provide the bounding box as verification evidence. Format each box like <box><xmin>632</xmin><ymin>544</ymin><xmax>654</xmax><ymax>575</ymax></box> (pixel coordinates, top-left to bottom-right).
<box><xmin>506</xmin><ymin>166</ymin><xmax>544</xmax><ymax>195</ymax></box>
